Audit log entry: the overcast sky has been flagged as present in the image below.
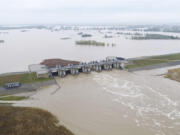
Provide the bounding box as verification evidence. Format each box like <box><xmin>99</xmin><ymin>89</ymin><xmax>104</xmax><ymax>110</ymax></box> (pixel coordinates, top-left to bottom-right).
<box><xmin>0</xmin><ymin>0</ymin><xmax>180</xmax><ymax>24</ymax></box>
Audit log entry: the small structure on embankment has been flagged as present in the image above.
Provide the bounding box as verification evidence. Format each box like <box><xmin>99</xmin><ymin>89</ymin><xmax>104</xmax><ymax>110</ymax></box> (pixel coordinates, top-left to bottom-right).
<box><xmin>29</xmin><ymin>57</ymin><xmax>127</xmax><ymax>78</ymax></box>
<box><xmin>28</xmin><ymin>64</ymin><xmax>50</xmax><ymax>78</ymax></box>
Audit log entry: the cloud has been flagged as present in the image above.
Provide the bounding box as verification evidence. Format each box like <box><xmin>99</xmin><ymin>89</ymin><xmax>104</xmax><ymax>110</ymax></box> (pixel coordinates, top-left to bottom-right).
<box><xmin>0</xmin><ymin>0</ymin><xmax>180</xmax><ymax>24</ymax></box>
<box><xmin>1</xmin><ymin>0</ymin><xmax>179</xmax><ymax>11</ymax></box>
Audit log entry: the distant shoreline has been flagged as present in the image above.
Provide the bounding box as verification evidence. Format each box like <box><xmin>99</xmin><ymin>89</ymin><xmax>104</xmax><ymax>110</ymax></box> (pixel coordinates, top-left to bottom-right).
<box><xmin>131</xmin><ymin>34</ymin><xmax>180</xmax><ymax>40</ymax></box>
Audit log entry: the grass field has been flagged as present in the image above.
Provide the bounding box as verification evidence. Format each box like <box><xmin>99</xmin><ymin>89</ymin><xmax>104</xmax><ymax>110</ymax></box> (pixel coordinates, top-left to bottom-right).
<box><xmin>150</xmin><ymin>53</ymin><xmax>180</xmax><ymax>60</ymax></box>
<box><xmin>166</xmin><ymin>68</ymin><xmax>180</xmax><ymax>82</ymax></box>
<box><xmin>0</xmin><ymin>96</ymin><xmax>28</xmax><ymax>101</ymax></box>
<box><xmin>0</xmin><ymin>106</ymin><xmax>74</xmax><ymax>135</ymax></box>
<box><xmin>0</xmin><ymin>72</ymin><xmax>53</xmax><ymax>86</ymax></box>
<box><xmin>125</xmin><ymin>53</ymin><xmax>180</xmax><ymax>69</ymax></box>
<box><xmin>0</xmin><ymin>103</ymin><xmax>12</xmax><ymax>106</ymax></box>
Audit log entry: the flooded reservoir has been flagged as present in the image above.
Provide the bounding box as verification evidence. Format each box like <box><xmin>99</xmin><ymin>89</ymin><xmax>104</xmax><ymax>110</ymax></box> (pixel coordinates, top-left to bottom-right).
<box><xmin>0</xmin><ymin>29</ymin><xmax>180</xmax><ymax>73</ymax></box>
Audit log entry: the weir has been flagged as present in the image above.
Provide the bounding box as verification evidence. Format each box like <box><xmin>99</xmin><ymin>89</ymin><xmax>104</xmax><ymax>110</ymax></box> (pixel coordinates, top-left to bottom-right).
<box><xmin>29</xmin><ymin>57</ymin><xmax>126</xmax><ymax>78</ymax></box>
<box><xmin>52</xmin><ymin>57</ymin><xmax>126</xmax><ymax>78</ymax></box>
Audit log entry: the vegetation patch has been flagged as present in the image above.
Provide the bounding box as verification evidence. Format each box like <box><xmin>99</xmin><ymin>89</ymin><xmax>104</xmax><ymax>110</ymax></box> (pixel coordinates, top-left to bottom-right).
<box><xmin>0</xmin><ymin>40</ymin><xmax>4</xmax><ymax>43</ymax></box>
<box><xmin>0</xmin><ymin>106</ymin><xmax>74</xmax><ymax>135</ymax></box>
<box><xmin>165</xmin><ymin>68</ymin><xmax>180</xmax><ymax>82</ymax></box>
<box><xmin>126</xmin><ymin>59</ymin><xmax>166</xmax><ymax>69</ymax></box>
<box><xmin>150</xmin><ymin>53</ymin><xmax>180</xmax><ymax>60</ymax></box>
<box><xmin>131</xmin><ymin>34</ymin><xmax>180</xmax><ymax>40</ymax></box>
<box><xmin>0</xmin><ymin>72</ymin><xmax>53</xmax><ymax>86</ymax></box>
<box><xmin>76</xmin><ymin>40</ymin><xmax>105</xmax><ymax>46</ymax></box>
<box><xmin>0</xmin><ymin>96</ymin><xmax>28</xmax><ymax>101</ymax></box>
<box><xmin>61</xmin><ymin>37</ymin><xmax>70</xmax><ymax>40</ymax></box>
<box><xmin>126</xmin><ymin>53</ymin><xmax>180</xmax><ymax>69</ymax></box>
<box><xmin>0</xmin><ymin>103</ymin><xmax>12</xmax><ymax>106</ymax></box>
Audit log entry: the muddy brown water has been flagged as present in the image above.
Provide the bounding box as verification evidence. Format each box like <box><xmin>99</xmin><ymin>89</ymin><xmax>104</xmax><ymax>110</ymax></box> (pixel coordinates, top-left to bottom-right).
<box><xmin>14</xmin><ymin>70</ymin><xmax>180</xmax><ymax>135</ymax></box>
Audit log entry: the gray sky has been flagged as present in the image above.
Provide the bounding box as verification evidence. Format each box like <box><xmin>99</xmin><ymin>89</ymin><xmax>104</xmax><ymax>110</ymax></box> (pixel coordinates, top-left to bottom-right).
<box><xmin>0</xmin><ymin>0</ymin><xmax>180</xmax><ymax>24</ymax></box>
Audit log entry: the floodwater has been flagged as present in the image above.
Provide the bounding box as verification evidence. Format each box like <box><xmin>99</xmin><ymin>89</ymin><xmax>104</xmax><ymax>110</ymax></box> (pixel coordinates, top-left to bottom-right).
<box><xmin>14</xmin><ymin>70</ymin><xmax>180</xmax><ymax>135</ymax></box>
<box><xmin>0</xmin><ymin>29</ymin><xmax>180</xmax><ymax>73</ymax></box>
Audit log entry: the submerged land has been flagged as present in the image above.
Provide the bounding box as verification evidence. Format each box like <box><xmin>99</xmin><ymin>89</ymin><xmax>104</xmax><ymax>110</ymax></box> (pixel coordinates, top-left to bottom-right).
<box><xmin>1</xmin><ymin>24</ymin><xmax>180</xmax><ymax>74</ymax></box>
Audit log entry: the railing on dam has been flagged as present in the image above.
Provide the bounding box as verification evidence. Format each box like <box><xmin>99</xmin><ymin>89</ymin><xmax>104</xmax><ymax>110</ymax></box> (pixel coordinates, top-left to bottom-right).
<box><xmin>51</xmin><ymin>58</ymin><xmax>126</xmax><ymax>78</ymax></box>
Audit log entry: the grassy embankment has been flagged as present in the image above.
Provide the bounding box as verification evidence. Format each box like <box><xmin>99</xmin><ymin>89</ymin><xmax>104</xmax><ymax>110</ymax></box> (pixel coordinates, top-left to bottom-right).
<box><xmin>0</xmin><ymin>96</ymin><xmax>27</xmax><ymax>101</ymax></box>
<box><xmin>0</xmin><ymin>106</ymin><xmax>74</xmax><ymax>135</ymax></box>
<box><xmin>126</xmin><ymin>53</ymin><xmax>180</xmax><ymax>69</ymax></box>
<box><xmin>0</xmin><ymin>103</ymin><xmax>12</xmax><ymax>106</ymax></box>
<box><xmin>166</xmin><ymin>68</ymin><xmax>180</xmax><ymax>82</ymax></box>
<box><xmin>0</xmin><ymin>72</ymin><xmax>53</xmax><ymax>87</ymax></box>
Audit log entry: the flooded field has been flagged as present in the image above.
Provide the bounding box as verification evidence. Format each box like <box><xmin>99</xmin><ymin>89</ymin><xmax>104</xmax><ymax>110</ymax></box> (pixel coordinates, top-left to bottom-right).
<box><xmin>14</xmin><ymin>70</ymin><xmax>180</xmax><ymax>135</ymax></box>
<box><xmin>0</xmin><ymin>29</ymin><xmax>180</xmax><ymax>73</ymax></box>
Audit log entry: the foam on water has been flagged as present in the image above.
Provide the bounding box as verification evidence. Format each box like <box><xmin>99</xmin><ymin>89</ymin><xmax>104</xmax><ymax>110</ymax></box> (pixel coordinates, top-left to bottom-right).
<box><xmin>93</xmin><ymin>72</ymin><xmax>180</xmax><ymax>134</ymax></box>
<box><xmin>12</xmin><ymin>71</ymin><xmax>180</xmax><ymax>135</ymax></box>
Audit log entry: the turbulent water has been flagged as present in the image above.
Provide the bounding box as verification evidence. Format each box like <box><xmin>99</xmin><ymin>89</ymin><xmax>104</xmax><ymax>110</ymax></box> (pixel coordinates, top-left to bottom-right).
<box><xmin>14</xmin><ymin>70</ymin><xmax>180</xmax><ymax>135</ymax></box>
<box><xmin>0</xmin><ymin>29</ymin><xmax>180</xmax><ymax>73</ymax></box>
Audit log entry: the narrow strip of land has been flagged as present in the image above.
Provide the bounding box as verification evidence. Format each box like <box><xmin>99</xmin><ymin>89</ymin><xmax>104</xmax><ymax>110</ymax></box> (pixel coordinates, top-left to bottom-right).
<box><xmin>126</xmin><ymin>53</ymin><xmax>180</xmax><ymax>71</ymax></box>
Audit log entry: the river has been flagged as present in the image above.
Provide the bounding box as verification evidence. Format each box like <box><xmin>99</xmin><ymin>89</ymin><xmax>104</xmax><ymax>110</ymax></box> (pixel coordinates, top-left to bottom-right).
<box><xmin>13</xmin><ymin>69</ymin><xmax>180</xmax><ymax>135</ymax></box>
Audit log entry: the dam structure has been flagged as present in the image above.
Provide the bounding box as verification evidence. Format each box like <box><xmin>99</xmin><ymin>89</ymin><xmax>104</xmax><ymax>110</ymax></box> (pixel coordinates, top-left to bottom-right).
<box><xmin>29</xmin><ymin>57</ymin><xmax>126</xmax><ymax>78</ymax></box>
